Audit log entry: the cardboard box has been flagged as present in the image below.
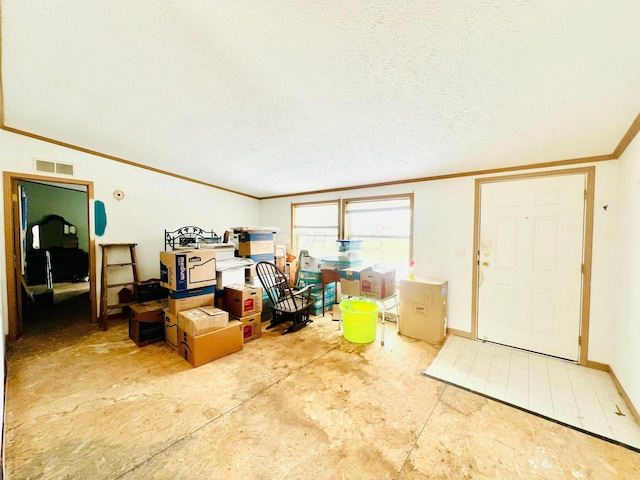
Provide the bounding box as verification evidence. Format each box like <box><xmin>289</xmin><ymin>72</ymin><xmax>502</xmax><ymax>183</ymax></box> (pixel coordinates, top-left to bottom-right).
<box><xmin>238</xmin><ymin>232</ymin><xmax>274</xmax><ymax>256</ymax></box>
<box><xmin>178</xmin><ymin>320</ymin><xmax>244</xmax><ymax>367</ymax></box>
<box><xmin>360</xmin><ymin>265</ymin><xmax>397</xmax><ymax>300</ymax></box>
<box><xmin>216</xmin><ymin>266</ymin><xmax>246</xmax><ymax>291</ymax></box>
<box><xmin>299</xmin><ymin>255</ymin><xmax>321</xmax><ymax>271</ymax></box>
<box><xmin>232</xmin><ymin>312</ymin><xmax>262</xmax><ymax>342</ymax></box>
<box><xmin>339</xmin><ymin>265</ymin><xmax>370</xmax><ymax>297</ymax></box>
<box><xmin>129</xmin><ymin>299</ymin><xmax>167</xmax><ymax>346</ymax></box>
<box><xmin>199</xmin><ymin>242</ymin><xmax>236</xmax><ymax>260</ymax></box>
<box><xmin>398</xmin><ymin>278</ymin><xmax>448</xmax><ymax>345</ymax></box>
<box><xmin>242</xmin><ymin>253</ymin><xmax>275</xmax><ymax>262</ymax></box>
<box><xmin>238</xmin><ymin>232</ymin><xmax>274</xmax><ymax>242</ymax></box>
<box><xmin>167</xmin><ymin>291</ymin><xmax>215</xmax><ymax>315</ymax></box>
<box><xmin>129</xmin><ymin>299</ymin><xmax>168</xmax><ymax>323</ymax></box>
<box><xmin>163</xmin><ymin>309</ymin><xmax>178</xmax><ymax>350</ymax></box>
<box><xmin>178</xmin><ymin>306</ymin><xmax>229</xmax><ymax>336</ymax></box>
<box><xmin>160</xmin><ymin>250</ymin><xmax>217</xmax><ymax>291</ymax></box>
<box><xmin>238</xmin><ymin>241</ymin><xmax>274</xmax><ymax>256</ymax></box>
<box><xmin>168</xmin><ymin>285</ymin><xmax>215</xmax><ymax>299</ymax></box>
<box><xmin>224</xmin><ymin>284</ymin><xmax>263</xmax><ymax>317</ymax></box>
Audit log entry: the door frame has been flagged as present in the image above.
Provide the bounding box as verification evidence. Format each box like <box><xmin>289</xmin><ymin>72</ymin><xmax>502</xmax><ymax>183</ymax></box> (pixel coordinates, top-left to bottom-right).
<box><xmin>471</xmin><ymin>166</ymin><xmax>595</xmax><ymax>366</ymax></box>
<box><xmin>3</xmin><ymin>171</ymin><xmax>97</xmax><ymax>340</ymax></box>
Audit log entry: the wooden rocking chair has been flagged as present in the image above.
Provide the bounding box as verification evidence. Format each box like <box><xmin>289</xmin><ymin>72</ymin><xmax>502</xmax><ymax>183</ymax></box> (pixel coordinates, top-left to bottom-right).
<box><xmin>256</xmin><ymin>261</ymin><xmax>315</xmax><ymax>335</ymax></box>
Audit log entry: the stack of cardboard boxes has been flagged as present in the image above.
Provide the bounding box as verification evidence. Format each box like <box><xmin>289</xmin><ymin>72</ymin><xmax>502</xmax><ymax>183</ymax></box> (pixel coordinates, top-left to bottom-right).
<box><xmin>159</xmin><ymin>249</ymin><xmax>244</xmax><ymax>367</ymax></box>
<box><xmin>223</xmin><ymin>283</ymin><xmax>264</xmax><ymax>342</ymax></box>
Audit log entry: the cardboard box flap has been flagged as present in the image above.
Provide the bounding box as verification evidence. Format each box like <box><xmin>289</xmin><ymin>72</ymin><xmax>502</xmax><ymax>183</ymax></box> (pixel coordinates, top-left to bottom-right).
<box><xmin>178</xmin><ymin>307</ymin><xmax>229</xmax><ymax>336</ymax></box>
<box><xmin>197</xmin><ymin>306</ymin><xmax>226</xmax><ymax>316</ymax></box>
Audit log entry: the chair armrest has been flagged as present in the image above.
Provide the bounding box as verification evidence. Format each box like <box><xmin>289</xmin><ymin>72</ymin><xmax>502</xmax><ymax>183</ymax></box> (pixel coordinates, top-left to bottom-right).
<box><xmin>293</xmin><ymin>284</ymin><xmax>314</xmax><ymax>299</ymax></box>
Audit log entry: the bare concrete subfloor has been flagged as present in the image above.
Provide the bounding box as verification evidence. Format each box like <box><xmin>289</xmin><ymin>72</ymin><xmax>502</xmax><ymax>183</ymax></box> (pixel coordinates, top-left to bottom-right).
<box><xmin>5</xmin><ymin>296</ymin><xmax>640</xmax><ymax>479</ymax></box>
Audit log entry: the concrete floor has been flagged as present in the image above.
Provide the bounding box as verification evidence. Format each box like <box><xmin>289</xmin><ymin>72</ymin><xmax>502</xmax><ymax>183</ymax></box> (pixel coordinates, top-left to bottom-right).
<box><xmin>4</xmin><ymin>296</ymin><xmax>640</xmax><ymax>479</ymax></box>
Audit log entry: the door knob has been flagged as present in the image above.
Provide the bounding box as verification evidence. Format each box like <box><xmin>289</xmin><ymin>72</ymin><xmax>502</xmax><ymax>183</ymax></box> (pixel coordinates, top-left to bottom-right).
<box><xmin>482</xmin><ymin>261</ymin><xmax>490</xmax><ymax>267</ymax></box>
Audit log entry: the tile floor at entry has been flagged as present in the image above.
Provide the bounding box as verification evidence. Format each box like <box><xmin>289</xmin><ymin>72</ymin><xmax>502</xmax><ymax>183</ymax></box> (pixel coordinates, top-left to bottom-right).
<box><xmin>4</xmin><ymin>296</ymin><xmax>640</xmax><ymax>479</ymax></box>
<box><xmin>425</xmin><ymin>335</ymin><xmax>640</xmax><ymax>450</ymax></box>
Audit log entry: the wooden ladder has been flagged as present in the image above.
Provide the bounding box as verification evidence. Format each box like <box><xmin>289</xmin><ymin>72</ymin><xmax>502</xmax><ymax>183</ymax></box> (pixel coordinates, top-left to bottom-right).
<box><xmin>99</xmin><ymin>243</ymin><xmax>140</xmax><ymax>330</ymax></box>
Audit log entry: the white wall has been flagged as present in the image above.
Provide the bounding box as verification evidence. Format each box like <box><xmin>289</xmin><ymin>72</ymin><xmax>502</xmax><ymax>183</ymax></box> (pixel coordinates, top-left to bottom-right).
<box><xmin>260</xmin><ymin>161</ymin><xmax>619</xmax><ymax>366</ymax></box>
<box><xmin>0</xmin><ymin>129</ymin><xmax>261</xmax><ymax>325</ymax></box>
<box><xmin>611</xmin><ymin>133</ymin><xmax>640</xmax><ymax>410</ymax></box>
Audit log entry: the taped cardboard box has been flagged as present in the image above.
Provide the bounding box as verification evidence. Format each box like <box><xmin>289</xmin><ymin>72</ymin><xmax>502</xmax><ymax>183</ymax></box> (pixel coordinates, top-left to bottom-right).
<box><xmin>360</xmin><ymin>265</ymin><xmax>397</xmax><ymax>300</ymax></box>
<box><xmin>167</xmin><ymin>288</ymin><xmax>215</xmax><ymax>314</ymax></box>
<box><xmin>178</xmin><ymin>320</ymin><xmax>244</xmax><ymax>368</ymax></box>
<box><xmin>160</xmin><ymin>250</ymin><xmax>217</xmax><ymax>291</ymax></box>
<box><xmin>178</xmin><ymin>306</ymin><xmax>229</xmax><ymax>336</ymax></box>
<box><xmin>339</xmin><ymin>265</ymin><xmax>370</xmax><ymax>297</ymax></box>
<box><xmin>238</xmin><ymin>232</ymin><xmax>274</xmax><ymax>256</ymax></box>
<box><xmin>232</xmin><ymin>312</ymin><xmax>262</xmax><ymax>342</ymax></box>
<box><xmin>224</xmin><ymin>284</ymin><xmax>263</xmax><ymax>317</ymax></box>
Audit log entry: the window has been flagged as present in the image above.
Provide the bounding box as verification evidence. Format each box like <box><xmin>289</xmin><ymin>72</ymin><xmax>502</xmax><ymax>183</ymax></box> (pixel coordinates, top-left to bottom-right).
<box><xmin>291</xmin><ymin>201</ymin><xmax>340</xmax><ymax>257</ymax></box>
<box><xmin>344</xmin><ymin>195</ymin><xmax>413</xmax><ymax>280</ymax></box>
<box><xmin>291</xmin><ymin>195</ymin><xmax>414</xmax><ymax>281</ymax></box>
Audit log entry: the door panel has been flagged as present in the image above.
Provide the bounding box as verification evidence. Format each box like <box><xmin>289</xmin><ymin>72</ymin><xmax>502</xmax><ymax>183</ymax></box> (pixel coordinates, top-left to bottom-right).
<box><xmin>477</xmin><ymin>174</ymin><xmax>585</xmax><ymax>360</ymax></box>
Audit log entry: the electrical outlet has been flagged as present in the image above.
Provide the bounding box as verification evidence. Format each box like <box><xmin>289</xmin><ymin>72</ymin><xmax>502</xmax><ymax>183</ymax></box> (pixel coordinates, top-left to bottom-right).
<box><xmin>455</xmin><ymin>249</ymin><xmax>465</xmax><ymax>258</ymax></box>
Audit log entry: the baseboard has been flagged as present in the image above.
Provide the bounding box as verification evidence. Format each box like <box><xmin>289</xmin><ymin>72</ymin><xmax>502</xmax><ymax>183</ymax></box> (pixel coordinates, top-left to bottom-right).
<box><xmin>447</xmin><ymin>328</ymin><xmax>474</xmax><ymax>340</ymax></box>
<box><xmin>586</xmin><ymin>361</ymin><xmax>640</xmax><ymax>426</ymax></box>
<box><xmin>586</xmin><ymin>360</ymin><xmax>609</xmax><ymax>372</ymax></box>
<box><xmin>609</xmin><ymin>367</ymin><xmax>640</xmax><ymax>428</ymax></box>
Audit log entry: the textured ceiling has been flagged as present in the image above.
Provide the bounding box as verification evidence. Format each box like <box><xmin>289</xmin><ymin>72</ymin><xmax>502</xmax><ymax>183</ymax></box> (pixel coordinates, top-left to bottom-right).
<box><xmin>2</xmin><ymin>1</ymin><xmax>640</xmax><ymax>198</ymax></box>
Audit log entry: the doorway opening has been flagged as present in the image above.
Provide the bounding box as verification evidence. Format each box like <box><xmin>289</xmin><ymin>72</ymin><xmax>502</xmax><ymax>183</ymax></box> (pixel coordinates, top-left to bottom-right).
<box><xmin>3</xmin><ymin>172</ymin><xmax>97</xmax><ymax>341</ymax></box>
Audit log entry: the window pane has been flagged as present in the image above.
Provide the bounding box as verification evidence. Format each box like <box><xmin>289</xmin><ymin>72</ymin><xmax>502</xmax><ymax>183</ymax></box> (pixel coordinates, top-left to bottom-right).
<box><xmin>293</xmin><ymin>202</ymin><xmax>339</xmax><ymax>257</ymax></box>
<box><xmin>295</xmin><ymin>204</ymin><xmax>338</xmax><ymax>227</ymax></box>
<box><xmin>346</xmin><ymin>197</ymin><xmax>412</xmax><ymax>281</ymax></box>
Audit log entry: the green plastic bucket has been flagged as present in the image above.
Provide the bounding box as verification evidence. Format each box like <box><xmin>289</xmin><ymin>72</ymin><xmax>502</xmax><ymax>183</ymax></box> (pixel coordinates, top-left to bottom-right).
<box><xmin>339</xmin><ymin>299</ymin><xmax>379</xmax><ymax>343</ymax></box>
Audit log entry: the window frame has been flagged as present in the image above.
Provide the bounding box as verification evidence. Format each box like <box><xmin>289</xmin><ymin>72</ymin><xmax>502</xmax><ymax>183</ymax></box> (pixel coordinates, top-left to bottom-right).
<box><xmin>342</xmin><ymin>193</ymin><xmax>414</xmax><ymax>267</ymax></box>
<box><xmin>290</xmin><ymin>199</ymin><xmax>341</xmax><ymax>255</ymax></box>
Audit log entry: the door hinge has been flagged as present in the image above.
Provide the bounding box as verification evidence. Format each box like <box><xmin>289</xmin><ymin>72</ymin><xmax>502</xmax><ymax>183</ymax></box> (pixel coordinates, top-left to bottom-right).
<box><xmin>581</xmin><ymin>264</ymin><xmax>585</xmax><ymax>273</ymax></box>
<box><xmin>578</xmin><ymin>336</ymin><xmax>582</xmax><ymax>346</ymax></box>
<box><xmin>584</xmin><ymin>189</ymin><xmax>588</xmax><ymax>199</ymax></box>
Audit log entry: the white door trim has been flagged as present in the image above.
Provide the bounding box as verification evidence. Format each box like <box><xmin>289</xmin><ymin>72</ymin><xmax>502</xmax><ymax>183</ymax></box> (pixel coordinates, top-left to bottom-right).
<box><xmin>471</xmin><ymin>166</ymin><xmax>595</xmax><ymax>366</ymax></box>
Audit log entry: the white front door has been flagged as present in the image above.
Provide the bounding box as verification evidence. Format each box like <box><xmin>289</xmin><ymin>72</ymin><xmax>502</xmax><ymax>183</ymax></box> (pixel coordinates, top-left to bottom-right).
<box><xmin>477</xmin><ymin>173</ymin><xmax>585</xmax><ymax>360</ymax></box>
